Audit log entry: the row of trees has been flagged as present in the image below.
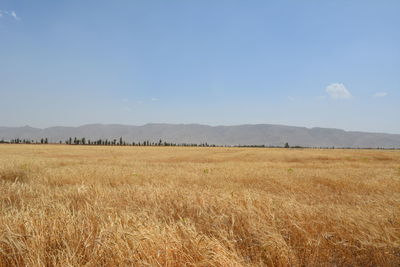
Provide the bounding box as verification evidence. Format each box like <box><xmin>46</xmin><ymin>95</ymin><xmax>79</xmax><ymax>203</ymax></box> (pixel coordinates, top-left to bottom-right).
<box><xmin>65</xmin><ymin>137</ymin><xmax>216</xmax><ymax>147</ymax></box>
<box><xmin>65</xmin><ymin>136</ymin><xmax>216</xmax><ymax>147</ymax></box>
<box><xmin>0</xmin><ymin>137</ymin><xmax>217</xmax><ymax>147</ymax></box>
<box><xmin>1</xmin><ymin>138</ymin><xmax>293</xmax><ymax>148</ymax></box>
<box><xmin>1</xmin><ymin>139</ymin><xmax>397</xmax><ymax>149</ymax></box>
<box><xmin>2</xmin><ymin>138</ymin><xmax>48</xmax><ymax>144</ymax></box>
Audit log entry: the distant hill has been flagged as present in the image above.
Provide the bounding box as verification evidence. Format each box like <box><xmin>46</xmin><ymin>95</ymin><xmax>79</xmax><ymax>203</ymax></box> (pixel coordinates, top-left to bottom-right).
<box><xmin>1</xmin><ymin>123</ymin><xmax>400</xmax><ymax>148</ymax></box>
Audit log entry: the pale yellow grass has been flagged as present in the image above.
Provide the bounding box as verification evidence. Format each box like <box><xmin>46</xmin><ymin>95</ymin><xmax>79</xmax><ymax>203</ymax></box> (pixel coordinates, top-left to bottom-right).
<box><xmin>0</xmin><ymin>144</ymin><xmax>399</xmax><ymax>266</ymax></box>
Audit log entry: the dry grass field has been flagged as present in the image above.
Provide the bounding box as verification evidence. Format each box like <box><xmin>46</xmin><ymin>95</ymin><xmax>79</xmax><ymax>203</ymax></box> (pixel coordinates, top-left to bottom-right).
<box><xmin>0</xmin><ymin>144</ymin><xmax>399</xmax><ymax>266</ymax></box>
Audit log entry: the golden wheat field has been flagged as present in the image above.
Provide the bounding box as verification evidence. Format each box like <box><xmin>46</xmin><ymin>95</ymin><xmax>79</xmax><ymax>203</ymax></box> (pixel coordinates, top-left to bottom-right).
<box><xmin>0</xmin><ymin>144</ymin><xmax>399</xmax><ymax>266</ymax></box>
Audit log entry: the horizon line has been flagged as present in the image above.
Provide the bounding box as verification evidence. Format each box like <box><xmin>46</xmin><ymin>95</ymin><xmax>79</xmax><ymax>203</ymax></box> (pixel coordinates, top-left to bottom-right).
<box><xmin>1</xmin><ymin>122</ymin><xmax>400</xmax><ymax>136</ymax></box>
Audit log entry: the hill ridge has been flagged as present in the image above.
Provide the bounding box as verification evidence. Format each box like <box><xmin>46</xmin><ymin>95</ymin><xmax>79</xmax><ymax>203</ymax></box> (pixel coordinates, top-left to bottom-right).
<box><xmin>1</xmin><ymin>123</ymin><xmax>400</xmax><ymax>148</ymax></box>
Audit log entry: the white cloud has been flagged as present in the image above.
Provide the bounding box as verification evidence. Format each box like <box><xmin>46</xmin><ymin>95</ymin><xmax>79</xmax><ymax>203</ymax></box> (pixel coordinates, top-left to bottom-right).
<box><xmin>373</xmin><ymin>92</ymin><xmax>388</xmax><ymax>98</ymax></box>
<box><xmin>0</xmin><ymin>10</ymin><xmax>20</xmax><ymax>20</ymax></box>
<box><xmin>325</xmin><ymin>83</ymin><xmax>352</xmax><ymax>99</ymax></box>
<box><xmin>151</xmin><ymin>97</ymin><xmax>159</xmax><ymax>101</ymax></box>
<box><xmin>10</xmin><ymin>11</ymin><xmax>20</xmax><ymax>20</ymax></box>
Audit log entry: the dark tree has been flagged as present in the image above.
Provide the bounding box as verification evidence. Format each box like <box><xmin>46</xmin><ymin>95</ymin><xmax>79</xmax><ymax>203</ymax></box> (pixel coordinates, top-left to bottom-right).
<box><xmin>284</xmin><ymin>142</ymin><xmax>290</xmax><ymax>148</ymax></box>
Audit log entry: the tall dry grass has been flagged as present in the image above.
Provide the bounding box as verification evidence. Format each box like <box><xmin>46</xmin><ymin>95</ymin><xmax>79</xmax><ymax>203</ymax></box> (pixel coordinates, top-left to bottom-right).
<box><xmin>0</xmin><ymin>144</ymin><xmax>399</xmax><ymax>266</ymax></box>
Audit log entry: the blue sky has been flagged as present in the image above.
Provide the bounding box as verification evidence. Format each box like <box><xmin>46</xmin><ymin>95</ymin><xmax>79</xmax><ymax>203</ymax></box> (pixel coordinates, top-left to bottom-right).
<box><xmin>1</xmin><ymin>1</ymin><xmax>399</xmax><ymax>133</ymax></box>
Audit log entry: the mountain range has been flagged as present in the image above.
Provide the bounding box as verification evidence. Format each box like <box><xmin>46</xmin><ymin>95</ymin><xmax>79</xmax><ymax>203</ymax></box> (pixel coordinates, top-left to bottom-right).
<box><xmin>1</xmin><ymin>123</ymin><xmax>400</xmax><ymax>148</ymax></box>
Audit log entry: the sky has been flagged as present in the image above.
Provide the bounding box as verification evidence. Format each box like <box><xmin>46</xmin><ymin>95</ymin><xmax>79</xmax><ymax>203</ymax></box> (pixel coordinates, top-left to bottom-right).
<box><xmin>1</xmin><ymin>1</ymin><xmax>399</xmax><ymax>133</ymax></box>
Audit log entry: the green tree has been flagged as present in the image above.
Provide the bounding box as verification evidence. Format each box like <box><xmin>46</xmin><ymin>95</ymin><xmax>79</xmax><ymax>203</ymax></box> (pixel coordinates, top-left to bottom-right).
<box><xmin>284</xmin><ymin>142</ymin><xmax>290</xmax><ymax>148</ymax></box>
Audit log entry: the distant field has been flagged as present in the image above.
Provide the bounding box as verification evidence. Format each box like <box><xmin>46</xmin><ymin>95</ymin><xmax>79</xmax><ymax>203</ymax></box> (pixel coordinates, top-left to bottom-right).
<box><xmin>0</xmin><ymin>144</ymin><xmax>399</xmax><ymax>266</ymax></box>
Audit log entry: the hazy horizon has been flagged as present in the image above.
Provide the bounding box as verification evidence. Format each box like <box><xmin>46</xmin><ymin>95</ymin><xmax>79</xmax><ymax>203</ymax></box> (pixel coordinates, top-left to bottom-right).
<box><xmin>2</xmin><ymin>121</ymin><xmax>400</xmax><ymax>136</ymax></box>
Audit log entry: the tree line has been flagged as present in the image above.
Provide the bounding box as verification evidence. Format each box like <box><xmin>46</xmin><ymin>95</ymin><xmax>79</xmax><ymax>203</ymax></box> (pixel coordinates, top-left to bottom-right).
<box><xmin>0</xmin><ymin>137</ymin><xmax>290</xmax><ymax>148</ymax></box>
<box><xmin>1</xmin><ymin>137</ymin><xmax>288</xmax><ymax>148</ymax></box>
<box><xmin>1</xmin><ymin>137</ymin><xmax>217</xmax><ymax>147</ymax></box>
<box><xmin>1</xmin><ymin>138</ymin><xmax>397</xmax><ymax>149</ymax></box>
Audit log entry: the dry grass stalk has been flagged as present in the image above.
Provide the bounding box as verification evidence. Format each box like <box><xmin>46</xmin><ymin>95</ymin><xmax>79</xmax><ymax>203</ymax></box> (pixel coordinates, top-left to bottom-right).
<box><xmin>0</xmin><ymin>144</ymin><xmax>399</xmax><ymax>266</ymax></box>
